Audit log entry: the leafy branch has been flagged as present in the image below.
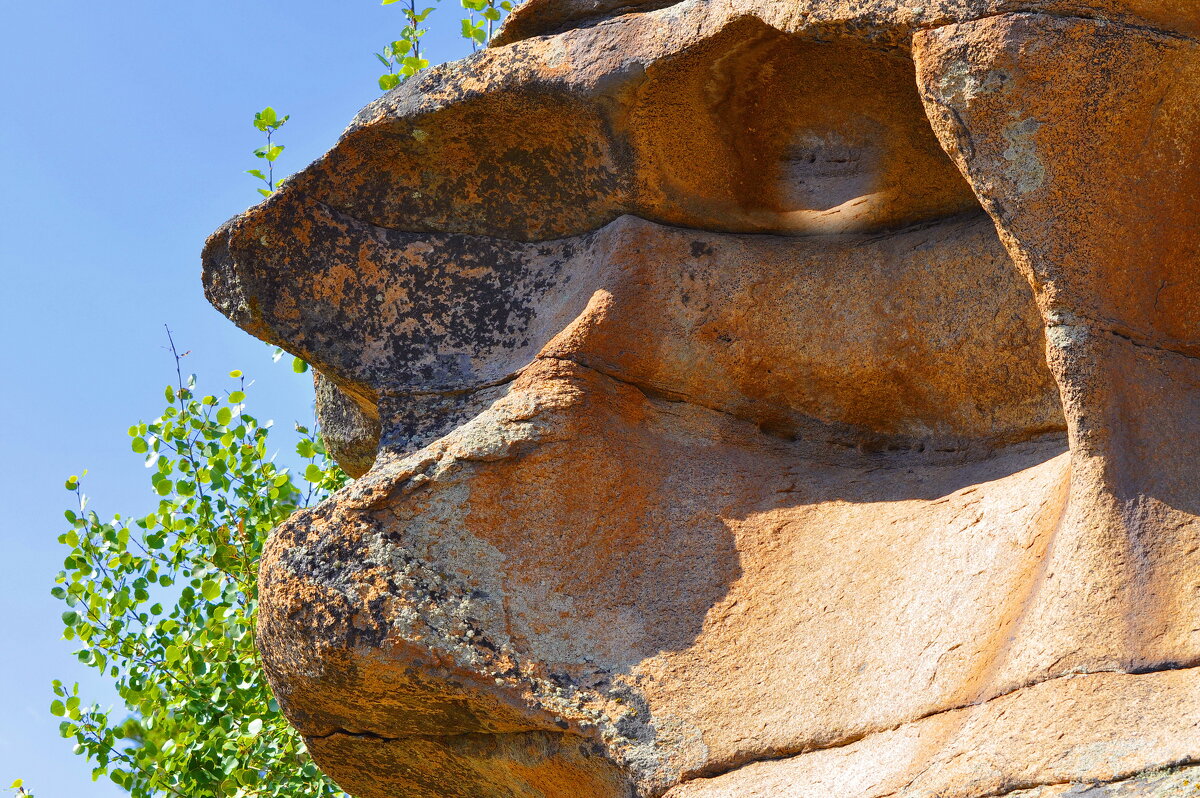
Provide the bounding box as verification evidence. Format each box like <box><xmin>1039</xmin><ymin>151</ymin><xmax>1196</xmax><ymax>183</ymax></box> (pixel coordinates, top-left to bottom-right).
<box><xmin>460</xmin><ymin>0</ymin><xmax>512</xmax><ymax>49</ymax></box>
<box><xmin>377</xmin><ymin>0</ymin><xmax>436</xmax><ymax>89</ymax></box>
<box><xmin>246</xmin><ymin>107</ymin><xmax>289</xmax><ymax>197</ymax></box>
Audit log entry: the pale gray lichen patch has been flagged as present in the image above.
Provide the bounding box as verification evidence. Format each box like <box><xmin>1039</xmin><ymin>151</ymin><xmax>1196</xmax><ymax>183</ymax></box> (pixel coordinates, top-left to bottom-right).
<box><xmin>1002</xmin><ymin>116</ymin><xmax>1045</xmax><ymax>195</ymax></box>
<box><xmin>936</xmin><ymin>62</ymin><xmax>1012</xmax><ymax>107</ymax></box>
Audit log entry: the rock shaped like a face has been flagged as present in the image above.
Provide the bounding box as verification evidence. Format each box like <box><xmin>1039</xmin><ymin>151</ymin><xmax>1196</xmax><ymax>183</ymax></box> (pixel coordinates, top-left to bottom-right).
<box><xmin>202</xmin><ymin>2</ymin><xmax>1200</xmax><ymax>797</ymax></box>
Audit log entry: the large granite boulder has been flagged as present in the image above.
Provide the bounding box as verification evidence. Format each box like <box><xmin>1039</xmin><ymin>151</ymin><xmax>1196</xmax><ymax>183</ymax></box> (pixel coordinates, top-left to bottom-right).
<box><xmin>202</xmin><ymin>1</ymin><xmax>1200</xmax><ymax>795</ymax></box>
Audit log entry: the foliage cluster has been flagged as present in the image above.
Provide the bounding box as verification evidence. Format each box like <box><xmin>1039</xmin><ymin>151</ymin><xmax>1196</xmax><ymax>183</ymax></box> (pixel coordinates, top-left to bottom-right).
<box><xmin>377</xmin><ymin>0</ymin><xmax>514</xmax><ymax>90</ymax></box>
<box><xmin>48</xmin><ymin>338</ymin><xmax>348</xmax><ymax>797</ymax></box>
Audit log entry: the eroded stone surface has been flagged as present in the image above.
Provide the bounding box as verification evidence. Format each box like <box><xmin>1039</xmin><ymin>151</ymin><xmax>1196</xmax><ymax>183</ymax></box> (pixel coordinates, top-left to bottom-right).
<box><xmin>914</xmin><ymin>8</ymin><xmax>1200</xmax><ymax>688</ymax></box>
<box><xmin>203</xmin><ymin>0</ymin><xmax>1200</xmax><ymax>796</ymax></box>
<box><xmin>667</xmin><ymin>668</ymin><xmax>1200</xmax><ymax>797</ymax></box>
<box><xmin>1004</xmin><ymin>766</ymin><xmax>1200</xmax><ymax>798</ymax></box>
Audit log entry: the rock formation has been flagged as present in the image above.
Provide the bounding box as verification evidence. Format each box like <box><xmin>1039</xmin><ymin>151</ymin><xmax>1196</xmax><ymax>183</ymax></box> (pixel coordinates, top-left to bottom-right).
<box><xmin>202</xmin><ymin>1</ymin><xmax>1200</xmax><ymax>795</ymax></box>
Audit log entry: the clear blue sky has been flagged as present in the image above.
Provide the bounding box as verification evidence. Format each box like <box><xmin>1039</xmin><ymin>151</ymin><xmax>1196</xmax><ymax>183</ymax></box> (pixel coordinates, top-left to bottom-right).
<box><xmin>0</xmin><ymin>3</ymin><xmax>473</xmax><ymax>794</ymax></box>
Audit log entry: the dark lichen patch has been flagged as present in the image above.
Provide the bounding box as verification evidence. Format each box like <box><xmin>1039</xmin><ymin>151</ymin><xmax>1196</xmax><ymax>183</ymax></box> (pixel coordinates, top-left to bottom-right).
<box><xmin>378</xmin><ymin>383</ymin><xmax>513</xmax><ymax>458</ymax></box>
<box><xmin>213</xmin><ymin>188</ymin><xmax>606</xmax><ymax>412</ymax></box>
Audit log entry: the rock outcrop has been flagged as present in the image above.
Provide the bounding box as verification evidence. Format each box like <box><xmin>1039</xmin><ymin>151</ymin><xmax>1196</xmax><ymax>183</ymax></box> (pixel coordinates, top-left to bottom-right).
<box><xmin>203</xmin><ymin>1</ymin><xmax>1200</xmax><ymax>795</ymax></box>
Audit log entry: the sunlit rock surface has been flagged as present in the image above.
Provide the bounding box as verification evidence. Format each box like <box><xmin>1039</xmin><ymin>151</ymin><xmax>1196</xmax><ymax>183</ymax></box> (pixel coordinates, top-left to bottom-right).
<box><xmin>203</xmin><ymin>0</ymin><xmax>1200</xmax><ymax>795</ymax></box>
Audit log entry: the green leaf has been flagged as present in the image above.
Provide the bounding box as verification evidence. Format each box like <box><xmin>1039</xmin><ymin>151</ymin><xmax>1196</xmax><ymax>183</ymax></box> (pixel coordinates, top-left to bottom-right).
<box><xmin>61</xmin><ymin>610</ymin><xmax>79</xmax><ymax>627</ymax></box>
<box><xmin>216</xmin><ymin>407</ymin><xmax>233</xmax><ymax>426</ymax></box>
<box><xmin>304</xmin><ymin>464</ymin><xmax>324</xmax><ymax>483</ymax></box>
<box><xmin>292</xmin><ymin>357</ymin><xmax>309</xmax><ymax>374</ymax></box>
<box><xmin>11</xmin><ymin>779</ymin><xmax>23</xmax><ymax>789</ymax></box>
<box><xmin>50</xmin><ymin>700</ymin><xmax>65</xmax><ymax>717</ymax></box>
<box><xmin>258</xmin><ymin>187</ymin><xmax>273</xmax><ymax>197</ymax></box>
<box><xmin>201</xmin><ymin>580</ymin><xmax>221</xmax><ymax>601</ymax></box>
<box><xmin>131</xmin><ymin>437</ymin><xmax>148</xmax><ymax>454</ymax></box>
<box><xmin>165</xmin><ymin>645</ymin><xmax>181</xmax><ymax>663</ymax></box>
<box><xmin>379</xmin><ymin>73</ymin><xmax>401</xmax><ymax>91</ymax></box>
<box><xmin>245</xmin><ymin>169</ymin><xmax>266</xmax><ymax>180</ymax></box>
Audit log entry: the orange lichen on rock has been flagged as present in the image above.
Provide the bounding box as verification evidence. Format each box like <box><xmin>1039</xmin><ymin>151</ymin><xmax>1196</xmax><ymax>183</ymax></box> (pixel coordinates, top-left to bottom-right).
<box><xmin>203</xmin><ymin>1</ymin><xmax>1200</xmax><ymax>796</ymax></box>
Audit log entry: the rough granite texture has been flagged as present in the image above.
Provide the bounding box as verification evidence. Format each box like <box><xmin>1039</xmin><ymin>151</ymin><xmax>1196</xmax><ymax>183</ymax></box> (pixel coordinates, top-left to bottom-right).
<box><xmin>202</xmin><ymin>0</ymin><xmax>1200</xmax><ymax>796</ymax></box>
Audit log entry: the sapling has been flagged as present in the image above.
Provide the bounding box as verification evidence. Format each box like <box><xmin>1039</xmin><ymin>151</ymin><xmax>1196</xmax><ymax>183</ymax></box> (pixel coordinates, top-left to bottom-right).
<box><xmin>378</xmin><ymin>0</ymin><xmax>435</xmax><ymax>89</ymax></box>
<box><xmin>246</xmin><ymin>107</ymin><xmax>289</xmax><ymax>197</ymax></box>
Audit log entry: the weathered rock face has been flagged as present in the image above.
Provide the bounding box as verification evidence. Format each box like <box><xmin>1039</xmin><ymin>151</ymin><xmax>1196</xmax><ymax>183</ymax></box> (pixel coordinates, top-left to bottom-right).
<box><xmin>202</xmin><ymin>1</ymin><xmax>1200</xmax><ymax>796</ymax></box>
